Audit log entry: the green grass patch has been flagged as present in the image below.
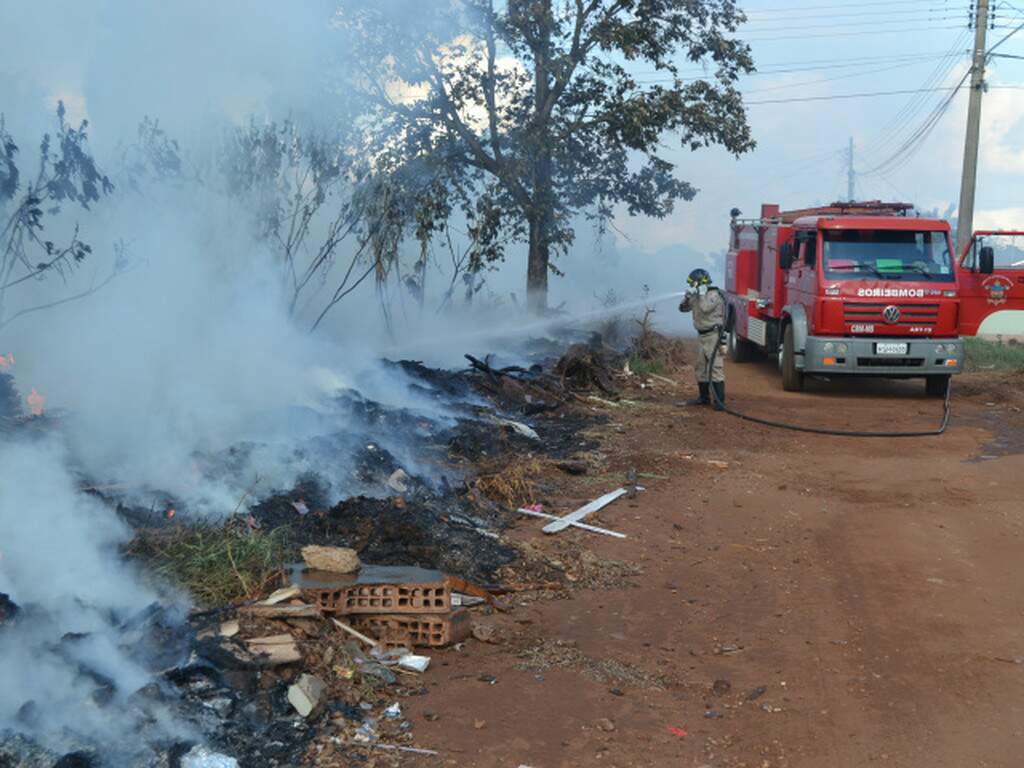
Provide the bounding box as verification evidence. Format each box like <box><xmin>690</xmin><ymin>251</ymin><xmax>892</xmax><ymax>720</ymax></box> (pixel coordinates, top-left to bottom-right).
<box><xmin>964</xmin><ymin>337</ymin><xmax>1024</xmax><ymax>372</ymax></box>
<box><xmin>130</xmin><ymin>525</ymin><xmax>295</xmax><ymax>606</ymax></box>
<box><xmin>628</xmin><ymin>356</ymin><xmax>666</xmax><ymax>376</ymax></box>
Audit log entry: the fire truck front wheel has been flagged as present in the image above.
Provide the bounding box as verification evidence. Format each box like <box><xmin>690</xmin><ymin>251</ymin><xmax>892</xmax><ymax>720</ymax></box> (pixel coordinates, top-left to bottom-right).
<box><xmin>781</xmin><ymin>324</ymin><xmax>804</xmax><ymax>392</ymax></box>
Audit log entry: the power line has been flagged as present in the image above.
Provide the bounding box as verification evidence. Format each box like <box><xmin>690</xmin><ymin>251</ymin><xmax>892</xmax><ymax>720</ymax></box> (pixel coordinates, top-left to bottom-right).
<box><xmin>738</xmin><ymin>58</ymin><xmax>959</xmax><ymax>95</ymax></box>
<box><xmin>744</xmin><ymin>24</ymin><xmax>969</xmax><ymax>42</ymax></box>
<box><xmin>744</xmin><ymin>85</ymin><xmax>961</xmax><ymax>105</ymax></box>
<box><xmin>633</xmin><ymin>55</ymin><xmax>959</xmax><ymax>92</ymax></box>
<box><xmin>741</xmin><ymin>0</ymin><xmax>959</xmax><ymax>14</ymax></box>
<box><xmin>854</xmin><ymin>27</ymin><xmax>971</xmax><ymax>162</ymax></box>
<box><xmin>860</xmin><ymin>70</ymin><xmax>973</xmax><ymax>176</ymax></box>
<box><xmin>742</xmin><ymin>3</ymin><xmax>968</xmax><ymax>22</ymax></box>
<box><xmin>741</xmin><ymin>14</ymin><xmax>968</xmax><ymax>33</ymax></box>
<box><xmin>634</xmin><ymin>48</ymin><xmax>981</xmax><ymax>80</ymax></box>
<box><xmin>633</xmin><ymin>51</ymin><xmax>965</xmax><ymax>82</ymax></box>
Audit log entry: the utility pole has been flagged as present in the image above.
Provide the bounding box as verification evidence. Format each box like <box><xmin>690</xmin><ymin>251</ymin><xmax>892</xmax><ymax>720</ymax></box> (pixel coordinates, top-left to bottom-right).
<box><xmin>957</xmin><ymin>0</ymin><xmax>990</xmax><ymax>254</ymax></box>
<box><xmin>846</xmin><ymin>137</ymin><xmax>855</xmax><ymax>202</ymax></box>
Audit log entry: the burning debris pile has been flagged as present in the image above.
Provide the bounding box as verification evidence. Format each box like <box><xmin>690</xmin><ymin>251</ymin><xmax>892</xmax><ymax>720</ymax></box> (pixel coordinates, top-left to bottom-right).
<box><xmin>0</xmin><ymin>337</ymin><xmax>623</xmax><ymax>767</ymax></box>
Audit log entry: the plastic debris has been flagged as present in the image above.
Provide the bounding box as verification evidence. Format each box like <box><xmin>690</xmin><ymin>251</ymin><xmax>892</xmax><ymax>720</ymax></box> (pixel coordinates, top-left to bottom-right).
<box><xmin>181</xmin><ymin>746</ymin><xmax>239</xmax><ymax>768</ymax></box>
<box><xmin>398</xmin><ymin>653</ymin><xmax>431</xmax><ymax>672</ymax></box>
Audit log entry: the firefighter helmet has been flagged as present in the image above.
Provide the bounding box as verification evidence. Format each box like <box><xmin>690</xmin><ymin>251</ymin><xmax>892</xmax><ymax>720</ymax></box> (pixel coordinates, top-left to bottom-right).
<box><xmin>687</xmin><ymin>268</ymin><xmax>712</xmax><ymax>288</ymax></box>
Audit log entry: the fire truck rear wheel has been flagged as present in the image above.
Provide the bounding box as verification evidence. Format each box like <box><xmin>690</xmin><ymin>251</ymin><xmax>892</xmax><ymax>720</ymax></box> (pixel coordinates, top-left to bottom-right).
<box><xmin>925</xmin><ymin>374</ymin><xmax>950</xmax><ymax>398</ymax></box>
<box><xmin>781</xmin><ymin>324</ymin><xmax>804</xmax><ymax>392</ymax></box>
<box><xmin>728</xmin><ymin>326</ymin><xmax>757</xmax><ymax>363</ymax></box>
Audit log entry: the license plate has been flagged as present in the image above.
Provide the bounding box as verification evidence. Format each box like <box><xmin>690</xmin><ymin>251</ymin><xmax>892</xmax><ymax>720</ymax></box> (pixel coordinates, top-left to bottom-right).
<box><xmin>875</xmin><ymin>342</ymin><xmax>908</xmax><ymax>356</ymax></box>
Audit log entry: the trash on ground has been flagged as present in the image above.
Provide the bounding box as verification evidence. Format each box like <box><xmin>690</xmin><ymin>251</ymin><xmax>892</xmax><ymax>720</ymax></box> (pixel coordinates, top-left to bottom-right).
<box><xmin>181</xmin><ymin>746</ymin><xmax>240</xmax><ymax>768</ymax></box>
<box><xmin>288</xmin><ymin>673</ymin><xmax>326</xmax><ymax>718</ymax></box>
<box><xmin>542</xmin><ymin>487</ymin><xmax>637</xmax><ymax>534</ymax></box>
<box><xmin>398</xmin><ymin>653</ymin><xmax>431</xmax><ymax>672</ymax></box>
<box><xmin>517</xmin><ymin>506</ymin><xmax>627</xmax><ymax>538</ymax></box>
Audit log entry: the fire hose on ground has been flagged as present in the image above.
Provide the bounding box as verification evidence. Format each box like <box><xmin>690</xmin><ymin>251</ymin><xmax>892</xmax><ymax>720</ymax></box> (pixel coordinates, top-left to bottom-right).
<box><xmin>702</xmin><ymin>328</ymin><xmax>952</xmax><ymax>438</ymax></box>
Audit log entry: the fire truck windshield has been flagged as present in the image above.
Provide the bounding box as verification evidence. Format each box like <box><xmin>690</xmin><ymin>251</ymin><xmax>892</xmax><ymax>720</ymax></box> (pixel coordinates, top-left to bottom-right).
<box><xmin>822</xmin><ymin>229</ymin><xmax>954</xmax><ymax>282</ymax></box>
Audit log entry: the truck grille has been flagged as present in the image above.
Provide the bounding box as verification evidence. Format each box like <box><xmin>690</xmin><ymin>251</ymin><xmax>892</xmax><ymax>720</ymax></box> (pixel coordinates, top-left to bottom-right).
<box><xmin>843</xmin><ymin>302</ymin><xmax>940</xmax><ymax>327</ymax></box>
<box><xmin>856</xmin><ymin>357</ymin><xmax>925</xmax><ymax>367</ymax></box>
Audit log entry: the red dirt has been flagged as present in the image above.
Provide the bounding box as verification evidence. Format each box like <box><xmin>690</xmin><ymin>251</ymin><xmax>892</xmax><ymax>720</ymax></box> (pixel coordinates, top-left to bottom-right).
<box><xmin>399</xmin><ymin>357</ymin><xmax>1024</xmax><ymax>768</ymax></box>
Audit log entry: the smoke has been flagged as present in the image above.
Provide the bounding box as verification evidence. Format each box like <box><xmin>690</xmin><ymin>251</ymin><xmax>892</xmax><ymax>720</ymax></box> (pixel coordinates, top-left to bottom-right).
<box><xmin>0</xmin><ymin>436</ymin><xmax>192</xmax><ymax>760</ymax></box>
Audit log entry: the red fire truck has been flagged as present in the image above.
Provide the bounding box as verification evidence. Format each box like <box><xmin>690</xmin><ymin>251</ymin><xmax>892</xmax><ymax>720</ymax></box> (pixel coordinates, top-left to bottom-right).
<box><xmin>724</xmin><ymin>201</ymin><xmax>1024</xmax><ymax>396</ymax></box>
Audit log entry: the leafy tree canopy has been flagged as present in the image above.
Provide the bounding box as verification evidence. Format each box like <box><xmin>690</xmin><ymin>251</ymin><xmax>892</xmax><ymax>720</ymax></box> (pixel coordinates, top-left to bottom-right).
<box><xmin>335</xmin><ymin>0</ymin><xmax>754</xmax><ymax>308</ymax></box>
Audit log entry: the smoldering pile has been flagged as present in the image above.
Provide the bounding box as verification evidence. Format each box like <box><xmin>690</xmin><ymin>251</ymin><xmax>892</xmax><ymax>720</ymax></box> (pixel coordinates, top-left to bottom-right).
<box><xmin>0</xmin><ymin>337</ymin><xmax>618</xmax><ymax>767</ymax></box>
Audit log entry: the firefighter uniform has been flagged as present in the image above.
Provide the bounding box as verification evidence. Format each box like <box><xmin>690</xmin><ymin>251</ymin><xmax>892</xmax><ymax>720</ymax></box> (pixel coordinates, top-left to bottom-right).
<box><xmin>679</xmin><ymin>268</ymin><xmax>727</xmax><ymax>408</ymax></box>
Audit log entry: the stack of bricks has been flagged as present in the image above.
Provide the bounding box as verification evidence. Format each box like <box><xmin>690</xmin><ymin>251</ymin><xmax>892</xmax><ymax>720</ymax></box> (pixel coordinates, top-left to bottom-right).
<box><xmin>300</xmin><ymin>572</ymin><xmax>471</xmax><ymax>650</ymax></box>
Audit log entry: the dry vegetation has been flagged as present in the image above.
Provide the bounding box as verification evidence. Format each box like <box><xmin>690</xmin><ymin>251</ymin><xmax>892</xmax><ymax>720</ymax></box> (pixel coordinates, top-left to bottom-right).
<box><xmin>129</xmin><ymin>524</ymin><xmax>294</xmax><ymax>606</ymax></box>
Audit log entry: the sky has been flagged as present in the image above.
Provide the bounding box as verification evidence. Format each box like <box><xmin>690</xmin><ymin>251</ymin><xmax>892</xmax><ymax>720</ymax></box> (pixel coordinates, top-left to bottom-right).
<box><xmin>611</xmin><ymin>0</ymin><xmax>1024</xmax><ymax>261</ymax></box>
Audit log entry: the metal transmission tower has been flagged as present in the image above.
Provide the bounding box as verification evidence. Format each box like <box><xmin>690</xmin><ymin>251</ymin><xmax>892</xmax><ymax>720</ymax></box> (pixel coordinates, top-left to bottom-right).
<box><xmin>956</xmin><ymin>0</ymin><xmax>990</xmax><ymax>254</ymax></box>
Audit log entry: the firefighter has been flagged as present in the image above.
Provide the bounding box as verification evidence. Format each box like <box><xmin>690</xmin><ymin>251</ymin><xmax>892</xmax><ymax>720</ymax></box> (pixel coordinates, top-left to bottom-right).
<box><xmin>679</xmin><ymin>268</ymin><xmax>727</xmax><ymax>409</ymax></box>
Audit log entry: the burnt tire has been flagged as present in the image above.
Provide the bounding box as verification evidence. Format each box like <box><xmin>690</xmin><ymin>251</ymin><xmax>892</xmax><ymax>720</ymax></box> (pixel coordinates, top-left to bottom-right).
<box><xmin>728</xmin><ymin>326</ymin><xmax>757</xmax><ymax>363</ymax></box>
<box><xmin>925</xmin><ymin>374</ymin><xmax>950</xmax><ymax>398</ymax></box>
<box><xmin>781</xmin><ymin>324</ymin><xmax>804</xmax><ymax>392</ymax></box>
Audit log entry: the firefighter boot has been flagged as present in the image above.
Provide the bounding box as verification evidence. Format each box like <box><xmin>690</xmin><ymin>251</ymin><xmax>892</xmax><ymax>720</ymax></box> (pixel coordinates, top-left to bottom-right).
<box><xmin>712</xmin><ymin>382</ymin><xmax>726</xmax><ymax>411</ymax></box>
<box><xmin>687</xmin><ymin>382</ymin><xmax>710</xmax><ymax>406</ymax></box>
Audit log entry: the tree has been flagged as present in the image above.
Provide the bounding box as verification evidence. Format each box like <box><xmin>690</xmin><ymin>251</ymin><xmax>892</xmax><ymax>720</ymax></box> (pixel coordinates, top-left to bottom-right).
<box><xmin>335</xmin><ymin>0</ymin><xmax>754</xmax><ymax>310</ymax></box>
<box><xmin>0</xmin><ymin>104</ymin><xmax>119</xmax><ymax>335</ymax></box>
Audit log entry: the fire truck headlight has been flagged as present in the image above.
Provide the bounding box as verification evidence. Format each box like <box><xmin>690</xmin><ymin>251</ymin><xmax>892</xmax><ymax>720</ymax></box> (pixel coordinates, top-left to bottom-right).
<box><xmin>836</xmin><ymin>343</ymin><xmax>848</xmax><ymax>356</ymax></box>
<box><xmin>823</xmin><ymin>342</ymin><xmax>834</xmax><ymax>354</ymax></box>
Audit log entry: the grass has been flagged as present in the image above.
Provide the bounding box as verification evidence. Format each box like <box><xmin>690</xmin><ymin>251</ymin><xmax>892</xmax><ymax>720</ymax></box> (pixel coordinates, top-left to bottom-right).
<box><xmin>628</xmin><ymin>356</ymin><xmax>666</xmax><ymax>376</ymax></box>
<box><xmin>964</xmin><ymin>337</ymin><xmax>1024</xmax><ymax>372</ymax></box>
<box><xmin>129</xmin><ymin>524</ymin><xmax>295</xmax><ymax>606</ymax></box>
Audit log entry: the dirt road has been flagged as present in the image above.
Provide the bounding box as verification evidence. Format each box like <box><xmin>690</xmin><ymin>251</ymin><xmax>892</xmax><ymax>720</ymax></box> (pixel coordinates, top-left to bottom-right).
<box><xmin>403</xmin><ymin>357</ymin><xmax>1024</xmax><ymax>768</ymax></box>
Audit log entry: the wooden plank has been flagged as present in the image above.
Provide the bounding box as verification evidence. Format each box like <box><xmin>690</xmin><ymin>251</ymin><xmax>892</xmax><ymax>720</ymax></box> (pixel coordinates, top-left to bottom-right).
<box><xmin>239</xmin><ymin>603</ymin><xmax>322</xmax><ymax>619</ymax></box>
<box><xmin>330</xmin><ymin>617</ymin><xmax>379</xmax><ymax>648</ymax></box>
<box><xmin>262</xmin><ymin>585</ymin><xmax>302</xmax><ymax>605</ymax></box>
<box><xmin>542</xmin><ymin>488</ymin><xmax>629</xmax><ymax>534</ymax></box>
<box><xmin>517</xmin><ymin>507</ymin><xmax>626</xmax><ymax>539</ymax></box>
<box><xmin>244</xmin><ymin>634</ymin><xmax>302</xmax><ymax>666</ymax></box>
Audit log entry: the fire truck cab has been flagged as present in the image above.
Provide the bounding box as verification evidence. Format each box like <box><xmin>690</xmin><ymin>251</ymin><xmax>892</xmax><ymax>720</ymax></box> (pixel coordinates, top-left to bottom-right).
<box><xmin>725</xmin><ymin>201</ymin><xmax>963</xmax><ymax>396</ymax></box>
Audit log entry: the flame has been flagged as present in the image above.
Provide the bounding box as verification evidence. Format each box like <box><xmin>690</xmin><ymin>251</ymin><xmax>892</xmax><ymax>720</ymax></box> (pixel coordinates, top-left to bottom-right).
<box><xmin>27</xmin><ymin>388</ymin><xmax>44</xmax><ymax>416</ymax></box>
<box><xmin>166</xmin><ymin>508</ymin><xmax>176</xmax><ymax>519</ymax></box>
<box><xmin>0</xmin><ymin>353</ymin><xmax>13</xmax><ymax>370</ymax></box>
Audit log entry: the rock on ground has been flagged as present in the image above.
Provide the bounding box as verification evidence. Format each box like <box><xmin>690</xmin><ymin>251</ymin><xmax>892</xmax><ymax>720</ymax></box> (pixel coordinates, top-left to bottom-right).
<box><xmin>301</xmin><ymin>545</ymin><xmax>361</xmax><ymax>574</ymax></box>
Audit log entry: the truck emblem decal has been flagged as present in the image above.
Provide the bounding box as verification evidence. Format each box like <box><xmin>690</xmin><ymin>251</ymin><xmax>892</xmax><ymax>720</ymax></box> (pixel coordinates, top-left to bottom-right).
<box><xmin>882</xmin><ymin>305</ymin><xmax>901</xmax><ymax>324</ymax></box>
<box><xmin>982</xmin><ymin>275</ymin><xmax>1013</xmax><ymax>306</ymax></box>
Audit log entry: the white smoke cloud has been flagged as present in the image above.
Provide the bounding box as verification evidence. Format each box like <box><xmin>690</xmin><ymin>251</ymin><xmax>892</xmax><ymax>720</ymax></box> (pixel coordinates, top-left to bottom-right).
<box><xmin>0</xmin><ymin>437</ymin><xmax>191</xmax><ymax>758</ymax></box>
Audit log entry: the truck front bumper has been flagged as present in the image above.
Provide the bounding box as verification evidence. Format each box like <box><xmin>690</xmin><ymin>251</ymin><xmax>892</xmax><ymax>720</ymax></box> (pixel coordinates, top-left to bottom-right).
<box><xmin>801</xmin><ymin>336</ymin><xmax>964</xmax><ymax>376</ymax></box>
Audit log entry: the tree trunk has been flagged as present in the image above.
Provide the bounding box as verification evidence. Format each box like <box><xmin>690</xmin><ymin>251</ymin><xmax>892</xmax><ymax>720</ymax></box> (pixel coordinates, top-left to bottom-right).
<box><xmin>527</xmin><ymin>215</ymin><xmax>549</xmax><ymax>311</ymax></box>
<box><xmin>526</xmin><ymin>0</ymin><xmax>553</xmax><ymax>314</ymax></box>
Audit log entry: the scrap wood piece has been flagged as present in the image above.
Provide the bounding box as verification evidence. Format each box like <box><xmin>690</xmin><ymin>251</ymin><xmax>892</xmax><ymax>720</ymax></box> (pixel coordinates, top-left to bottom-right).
<box><xmin>261</xmin><ymin>585</ymin><xmax>301</xmax><ymax>606</ymax></box>
<box><xmin>330</xmin><ymin>616</ymin><xmax>379</xmax><ymax>648</ymax></box>
<box><xmin>542</xmin><ymin>488</ymin><xmax>630</xmax><ymax>534</ymax></box>
<box><xmin>239</xmin><ymin>603</ymin><xmax>322</xmax><ymax>619</ymax></box>
<box><xmin>517</xmin><ymin>507</ymin><xmax>626</xmax><ymax>539</ymax></box>
<box><xmin>446</xmin><ymin>575</ymin><xmax>510</xmax><ymax>612</ymax></box>
<box><xmin>244</xmin><ymin>633</ymin><xmax>302</xmax><ymax>666</ymax></box>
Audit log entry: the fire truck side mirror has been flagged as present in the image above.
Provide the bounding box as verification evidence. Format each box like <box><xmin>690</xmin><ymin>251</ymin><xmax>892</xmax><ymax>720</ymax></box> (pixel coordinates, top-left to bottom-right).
<box><xmin>978</xmin><ymin>245</ymin><xmax>995</xmax><ymax>274</ymax></box>
<box><xmin>779</xmin><ymin>242</ymin><xmax>794</xmax><ymax>270</ymax></box>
